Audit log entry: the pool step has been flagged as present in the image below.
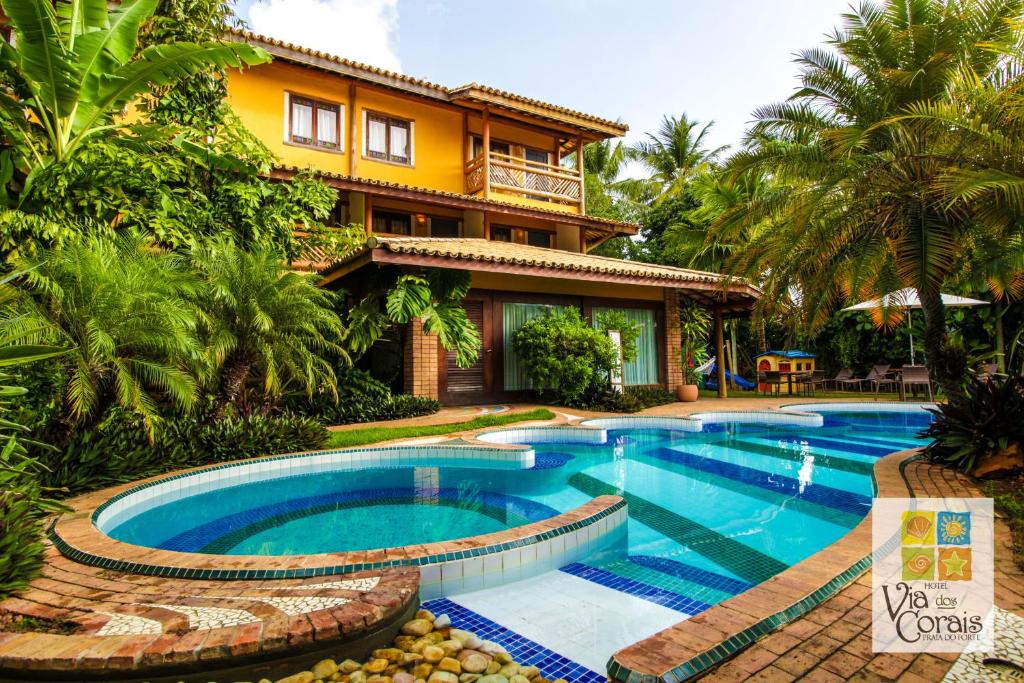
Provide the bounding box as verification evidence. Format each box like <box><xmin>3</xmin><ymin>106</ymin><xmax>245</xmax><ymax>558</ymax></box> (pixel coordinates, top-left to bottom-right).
<box><xmin>567</xmin><ymin>472</ymin><xmax>788</xmax><ymax>584</ymax></box>
<box><xmin>559</xmin><ymin>562</ymin><xmax>712</xmax><ymax>615</ymax></box>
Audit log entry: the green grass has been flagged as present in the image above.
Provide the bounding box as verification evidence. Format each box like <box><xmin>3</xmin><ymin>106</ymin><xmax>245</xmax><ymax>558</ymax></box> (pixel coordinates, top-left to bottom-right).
<box><xmin>326</xmin><ymin>408</ymin><xmax>557</xmax><ymax>448</ymax></box>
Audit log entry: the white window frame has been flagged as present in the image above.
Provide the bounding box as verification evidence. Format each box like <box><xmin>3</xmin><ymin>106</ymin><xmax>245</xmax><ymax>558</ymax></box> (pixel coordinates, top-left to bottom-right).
<box><xmin>362</xmin><ymin>109</ymin><xmax>415</xmax><ymax>166</ymax></box>
<box><xmin>283</xmin><ymin>92</ymin><xmax>345</xmax><ymax>153</ymax></box>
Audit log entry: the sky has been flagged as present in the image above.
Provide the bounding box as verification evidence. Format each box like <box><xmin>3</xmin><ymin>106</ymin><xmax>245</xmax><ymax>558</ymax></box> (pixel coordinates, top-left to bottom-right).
<box><xmin>237</xmin><ymin>0</ymin><xmax>854</xmax><ymax>160</ymax></box>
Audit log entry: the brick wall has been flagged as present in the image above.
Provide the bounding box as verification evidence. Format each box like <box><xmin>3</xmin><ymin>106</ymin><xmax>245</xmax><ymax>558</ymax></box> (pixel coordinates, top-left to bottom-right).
<box><xmin>664</xmin><ymin>289</ymin><xmax>684</xmax><ymax>391</ymax></box>
<box><xmin>403</xmin><ymin>317</ymin><xmax>439</xmax><ymax>399</ymax></box>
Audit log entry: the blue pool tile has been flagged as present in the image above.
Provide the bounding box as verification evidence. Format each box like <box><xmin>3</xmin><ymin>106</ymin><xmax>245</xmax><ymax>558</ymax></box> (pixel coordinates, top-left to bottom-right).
<box><xmin>559</xmin><ymin>562</ymin><xmax>712</xmax><ymax>615</ymax></box>
<box><xmin>627</xmin><ymin>555</ymin><xmax>754</xmax><ymax>596</ymax></box>
<box><xmin>156</xmin><ymin>487</ymin><xmax>560</xmax><ymax>553</ymax></box>
<box><xmin>649</xmin><ymin>448</ymin><xmax>873</xmax><ymax>516</ymax></box>
<box><xmin>528</xmin><ymin>452</ymin><xmax>575</xmax><ymax>470</ymax></box>
<box><xmin>422</xmin><ymin>598</ymin><xmax>604</xmax><ymax>683</ymax></box>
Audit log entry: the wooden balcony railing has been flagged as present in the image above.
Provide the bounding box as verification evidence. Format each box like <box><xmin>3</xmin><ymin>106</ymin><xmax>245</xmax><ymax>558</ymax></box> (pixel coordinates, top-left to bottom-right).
<box><xmin>465</xmin><ymin>151</ymin><xmax>584</xmax><ymax>209</ymax></box>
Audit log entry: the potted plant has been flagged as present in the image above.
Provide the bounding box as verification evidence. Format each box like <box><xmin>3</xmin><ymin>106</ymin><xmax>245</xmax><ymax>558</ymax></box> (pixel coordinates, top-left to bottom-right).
<box><xmin>677</xmin><ymin>303</ymin><xmax>711</xmax><ymax>402</ymax></box>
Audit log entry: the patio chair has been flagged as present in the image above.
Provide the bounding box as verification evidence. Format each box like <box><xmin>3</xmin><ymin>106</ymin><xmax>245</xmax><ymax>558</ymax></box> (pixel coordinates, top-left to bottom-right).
<box><xmin>900</xmin><ymin>365</ymin><xmax>934</xmax><ymax>401</ymax></box>
<box><xmin>807</xmin><ymin>370</ymin><xmax>828</xmax><ymax>395</ymax></box>
<box><xmin>864</xmin><ymin>367</ymin><xmax>897</xmax><ymax>395</ymax></box>
<box><xmin>825</xmin><ymin>368</ymin><xmax>854</xmax><ymax>390</ymax></box>
<box><xmin>759</xmin><ymin>370</ymin><xmax>784</xmax><ymax>396</ymax></box>
<box><xmin>834</xmin><ymin>370</ymin><xmax>865</xmax><ymax>392</ymax></box>
<box><xmin>794</xmin><ymin>371</ymin><xmax>822</xmax><ymax>396</ymax></box>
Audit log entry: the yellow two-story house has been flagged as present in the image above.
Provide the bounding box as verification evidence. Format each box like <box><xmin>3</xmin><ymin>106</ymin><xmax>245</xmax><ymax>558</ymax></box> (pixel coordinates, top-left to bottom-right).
<box><xmin>226</xmin><ymin>30</ymin><xmax>759</xmax><ymax>404</ymax></box>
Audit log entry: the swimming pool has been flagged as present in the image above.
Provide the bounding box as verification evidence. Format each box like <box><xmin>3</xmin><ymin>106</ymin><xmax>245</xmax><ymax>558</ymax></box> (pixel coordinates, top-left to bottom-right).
<box><xmin>103</xmin><ymin>404</ymin><xmax>931</xmax><ymax>603</ymax></box>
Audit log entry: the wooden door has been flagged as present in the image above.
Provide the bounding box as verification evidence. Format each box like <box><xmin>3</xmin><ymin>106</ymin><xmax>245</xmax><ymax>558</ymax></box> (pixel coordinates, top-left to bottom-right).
<box><xmin>440</xmin><ymin>296</ymin><xmax>493</xmax><ymax>404</ymax></box>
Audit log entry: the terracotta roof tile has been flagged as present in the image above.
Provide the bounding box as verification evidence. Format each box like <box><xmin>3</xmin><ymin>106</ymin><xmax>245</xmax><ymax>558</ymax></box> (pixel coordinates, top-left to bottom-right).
<box><xmin>324</xmin><ymin>237</ymin><xmax>760</xmax><ymax>299</ymax></box>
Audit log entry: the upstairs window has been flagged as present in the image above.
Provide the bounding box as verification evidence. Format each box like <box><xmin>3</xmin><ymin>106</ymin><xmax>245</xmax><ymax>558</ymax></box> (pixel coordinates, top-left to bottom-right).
<box><xmin>490</xmin><ymin>226</ymin><xmax>512</xmax><ymax>242</ymax></box>
<box><xmin>288</xmin><ymin>94</ymin><xmax>342</xmax><ymax>151</ymax></box>
<box><xmin>430</xmin><ymin>217</ymin><xmax>460</xmax><ymax>238</ymax></box>
<box><xmin>525</xmin><ymin>229</ymin><xmax>553</xmax><ymax>248</ymax></box>
<box><xmin>372</xmin><ymin>211</ymin><xmax>412</xmax><ymax>236</ymax></box>
<box><xmin>365</xmin><ymin>112</ymin><xmax>413</xmax><ymax>165</ymax></box>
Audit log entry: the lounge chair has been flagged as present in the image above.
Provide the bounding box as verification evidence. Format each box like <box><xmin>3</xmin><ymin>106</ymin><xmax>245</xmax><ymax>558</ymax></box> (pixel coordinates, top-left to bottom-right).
<box><xmin>797</xmin><ymin>370</ymin><xmax>826</xmax><ymax>396</ymax></box>
<box><xmin>834</xmin><ymin>370</ymin><xmax>865</xmax><ymax>392</ymax></box>
<box><xmin>900</xmin><ymin>365</ymin><xmax>934</xmax><ymax>401</ymax></box>
<box><xmin>826</xmin><ymin>368</ymin><xmax>854</xmax><ymax>390</ymax></box>
<box><xmin>864</xmin><ymin>367</ymin><xmax>897</xmax><ymax>395</ymax></box>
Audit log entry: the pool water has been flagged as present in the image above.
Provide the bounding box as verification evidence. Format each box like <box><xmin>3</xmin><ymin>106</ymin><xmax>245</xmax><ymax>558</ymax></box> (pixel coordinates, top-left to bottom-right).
<box><xmin>109</xmin><ymin>409</ymin><xmax>931</xmax><ymax>608</ymax></box>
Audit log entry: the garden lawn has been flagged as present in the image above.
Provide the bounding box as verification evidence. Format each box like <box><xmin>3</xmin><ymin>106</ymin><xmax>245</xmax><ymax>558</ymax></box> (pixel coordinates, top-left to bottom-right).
<box><xmin>326</xmin><ymin>408</ymin><xmax>557</xmax><ymax>448</ymax></box>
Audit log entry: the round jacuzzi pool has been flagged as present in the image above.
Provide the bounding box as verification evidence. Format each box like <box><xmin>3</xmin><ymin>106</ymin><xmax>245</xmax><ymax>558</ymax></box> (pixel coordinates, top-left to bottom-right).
<box><xmin>99</xmin><ymin>447</ymin><xmax>557</xmax><ymax>555</ymax></box>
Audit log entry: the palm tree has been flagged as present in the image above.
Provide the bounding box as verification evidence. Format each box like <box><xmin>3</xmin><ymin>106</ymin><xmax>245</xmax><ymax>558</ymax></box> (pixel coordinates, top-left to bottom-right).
<box><xmin>0</xmin><ymin>0</ymin><xmax>268</xmax><ymax>193</ymax></box>
<box><xmin>188</xmin><ymin>237</ymin><xmax>347</xmax><ymax>417</ymax></box>
<box><xmin>715</xmin><ymin>0</ymin><xmax>1024</xmax><ymax>400</ymax></box>
<box><xmin>623</xmin><ymin>114</ymin><xmax>728</xmax><ymax>202</ymax></box>
<box><xmin>14</xmin><ymin>233</ymin><xmax>202</xmax><ymax>431</ymax></box>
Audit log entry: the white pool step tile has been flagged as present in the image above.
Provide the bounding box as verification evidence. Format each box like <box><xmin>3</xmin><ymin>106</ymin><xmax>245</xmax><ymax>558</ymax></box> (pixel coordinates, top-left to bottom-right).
<box><xmin>447</xmin><ymin>569</ymin><xmax>684</xmax><ymax>672</ymax></box>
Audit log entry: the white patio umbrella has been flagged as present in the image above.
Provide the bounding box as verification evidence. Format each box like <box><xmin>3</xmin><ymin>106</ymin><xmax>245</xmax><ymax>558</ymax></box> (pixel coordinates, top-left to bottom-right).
<box><xmin>842</xmin><ymin>288</ymin><xmax>989</xmax><ymax>365</ymax></box>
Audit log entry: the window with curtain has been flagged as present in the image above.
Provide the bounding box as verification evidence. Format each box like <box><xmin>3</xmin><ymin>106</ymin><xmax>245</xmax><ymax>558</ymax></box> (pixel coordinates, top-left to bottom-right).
<box><xmin>288</xmin><ymin>95</ymin><xmax>341</xmax><ymax>150</ymax></box>
<box><xmin>372</xmin><ymin>211</ymin><xmax>412</xmax><ymax>235</ymax></box>
<box><xmin>502</xmin><ymin>303</ymin><xmax>569</xmax><ymax>390</ymax></box>
<box><xmin>366</xmin><ymin>112</ymin><xmax>412</xmax><ymax>164</ymax></box>
<box><xmin>593</xmin><ymin>307</ymin><xmax>658</xmax><ymax>385</ymax></box>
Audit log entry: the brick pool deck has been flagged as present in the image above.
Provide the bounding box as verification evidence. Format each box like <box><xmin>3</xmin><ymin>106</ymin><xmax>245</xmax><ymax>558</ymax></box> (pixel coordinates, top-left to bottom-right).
<box><xmin>0</xmin><ymin>397</ymin><xmax>1020</xmax><ymax>681</ymax></box>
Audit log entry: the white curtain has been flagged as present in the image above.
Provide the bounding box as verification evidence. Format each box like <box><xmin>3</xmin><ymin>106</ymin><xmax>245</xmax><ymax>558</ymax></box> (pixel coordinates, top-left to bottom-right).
<box><xmin>290</xmin><ymin>101</ymin><xmax>312</xmax><ymax>140</ymax></box>
<box><xmin>317</xmin><ymin>108</ymin><xmax>338</xmax><ymax>145</ymax></box>
<box><xmin>390</xmin><ymin>124</ymin><xmax>409</xmax><ymax>159</ymax></box>
<box><xmin>368</xmin><ymin>118</ymin><xmax>387</xmax><ymax>155</ymax></box>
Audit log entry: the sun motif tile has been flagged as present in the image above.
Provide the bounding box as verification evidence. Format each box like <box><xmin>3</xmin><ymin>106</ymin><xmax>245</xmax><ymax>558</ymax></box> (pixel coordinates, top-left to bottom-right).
<box><xmin>142</xmin><ymin>603</ymin><xmax>260</xmax><ymax>630</ymax></box>
<box><xmin>94</xmin><ymin>611</ymin><xmax>163</xmax><ymax>636</ymax></box>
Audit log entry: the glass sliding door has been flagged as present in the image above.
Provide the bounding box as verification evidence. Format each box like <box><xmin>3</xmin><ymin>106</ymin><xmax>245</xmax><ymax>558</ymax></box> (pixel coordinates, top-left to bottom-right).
<box><xmin>593</xmin><ymin>307</ymin><xmax>659</xmax><ymax>385</ymax></box>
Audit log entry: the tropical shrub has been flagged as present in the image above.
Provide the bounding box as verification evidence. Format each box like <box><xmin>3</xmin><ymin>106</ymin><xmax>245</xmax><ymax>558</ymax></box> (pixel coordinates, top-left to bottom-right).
<box><xmin>0</xmin><ymin>296</ymin><xmax>69</xmax><ymax>598</ymax></box>
<box><xmin>679</xmin><ymin>302</ymin><xmax>710</xmax><ymax>385</ymax></box>
<box><xmin>0</xmin><ymin>0</ymin><xmax>267</xmax><ymax>182</ymax></box>
<box><xmin>291</xmin><ymin>368</ymin><xmax>439</xmax><ymax>425</ymax></box>
<box><xmin>923</xmin><ymin>375</ymin><xmax>1024</xmax><ymax>477</ymax></box>
<box><xmin>39</xmin><ymin>408</ymin><xmax>329</xmax><ymax>495</ymax></box>
<box><xmin>512</xmin><ymin>308</ymin><xmax>619</xmax><ymax>407</ymax></box>
<box><xmin>14</xmin><ymin>233</ymin><xmax>201</xmax><ymax>433</ymax></box>
<box><xmin>188</xmin><ymin>237</ymin><xmax>347</xmax><ymax>417</ymax></box>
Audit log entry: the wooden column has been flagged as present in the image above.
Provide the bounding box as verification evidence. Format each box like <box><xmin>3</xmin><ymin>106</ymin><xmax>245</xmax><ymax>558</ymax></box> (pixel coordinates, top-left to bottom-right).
<box><xmin>715</xmin><ymin>309</ymin><xmax>728</xmax><ymax>399</ymax></box>
<box><xmin>348</xmin><ymin>83</ymin><xmax>358</xmax><ymax>177</ymax></box>
<box><xmin>482</xmin><ymin>107</ymin><xmax>491</xmax><ymax>200</ymax></box>
<box><xmin>364</xmin><ymin>194</ymin><xmax>373</xmax><ymax>236</ymax></box>
<box><xmin>576</xmin><ymin>134</ymin><xmax>586</xmax><ymax>214</ymax></box>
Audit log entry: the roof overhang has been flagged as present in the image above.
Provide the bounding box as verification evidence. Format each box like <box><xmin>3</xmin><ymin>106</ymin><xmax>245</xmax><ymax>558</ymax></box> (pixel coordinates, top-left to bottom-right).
<box><xmin>271</xmin><ymin>166</ymin><xmax>638</xmax><ymax>242</ymax></box>
<box><xmin>320</xmin><ymin>238</ymin><xmax>760</xmax><ymax>314</ymax></box>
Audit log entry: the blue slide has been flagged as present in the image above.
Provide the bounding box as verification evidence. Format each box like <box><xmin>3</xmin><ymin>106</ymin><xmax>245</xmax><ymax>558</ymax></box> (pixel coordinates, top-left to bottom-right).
<box><xmin>703</xmin><ymin>364</ymin><xmax>756</xmax><ymax>391</ymax></box>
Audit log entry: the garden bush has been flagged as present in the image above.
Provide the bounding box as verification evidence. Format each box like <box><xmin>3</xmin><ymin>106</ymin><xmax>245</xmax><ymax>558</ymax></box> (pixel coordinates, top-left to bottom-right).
<box><xmin>37</xmin><ymin>409</ymin><xmax>329</xmax><ymax>496</ymax></box>
<box><xmin>625</xmin><ymin>385</ymin><xmax>677</xmax><ymax>408</ymax></box>
<box><xmin>923</xmin><ymin>374</ymin><xmax>1024</xmax><ymax>477</ymax></box>
<box><xmin>512</xmin><ymin>308</ymin><xmax>622</xmax><ymax>407</ymax></box>
<box><xmin>292</xmin><ymin>368</ymin><xmax>440</xmax><ymax>425</ymax></box>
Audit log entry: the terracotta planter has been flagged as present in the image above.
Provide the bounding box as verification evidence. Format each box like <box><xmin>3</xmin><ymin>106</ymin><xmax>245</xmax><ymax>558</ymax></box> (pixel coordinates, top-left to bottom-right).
<box><xmin>676</xmin><ymin>384</ymin><xmax>699</xmax><ymax>402</ymax></box>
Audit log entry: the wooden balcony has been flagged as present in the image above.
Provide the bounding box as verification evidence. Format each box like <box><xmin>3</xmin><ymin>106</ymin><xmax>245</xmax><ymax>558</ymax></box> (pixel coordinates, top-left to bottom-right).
<box><xmin>465</xmin><ymin>151</ymin><xmax>584</xmax><ymax>210</ymax></box>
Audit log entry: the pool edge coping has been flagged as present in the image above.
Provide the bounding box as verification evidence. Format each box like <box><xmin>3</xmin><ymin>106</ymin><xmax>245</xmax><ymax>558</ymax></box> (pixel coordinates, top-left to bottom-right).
<box><xmin>604</xmin><ymin>446</ymin><xmax>922</xmax><ymax>683</ymax></box>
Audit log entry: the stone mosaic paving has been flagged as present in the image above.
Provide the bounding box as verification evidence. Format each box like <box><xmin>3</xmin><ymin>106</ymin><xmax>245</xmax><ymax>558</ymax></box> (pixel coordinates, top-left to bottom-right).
<box><xmin>0</xmin><ymin>546</ymin><xmax>418</xmax><ymax>674</ymax></box>
<box><xmin>943</xmin><ymin>608</ymin><xmax>1024</xmax><ymax>682</ymax></box>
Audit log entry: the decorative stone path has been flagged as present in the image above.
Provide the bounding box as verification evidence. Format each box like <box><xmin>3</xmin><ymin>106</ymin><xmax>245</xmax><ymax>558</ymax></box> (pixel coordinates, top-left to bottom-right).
<box><xmin>692</xmin><ymin>458</ymin><xmax>1024</xmax><ymax>682</ymax></box>
<box><xmin>0</xmin><ymin>545</ymin><xmax>417</xmax><ymax>676</ymax></box>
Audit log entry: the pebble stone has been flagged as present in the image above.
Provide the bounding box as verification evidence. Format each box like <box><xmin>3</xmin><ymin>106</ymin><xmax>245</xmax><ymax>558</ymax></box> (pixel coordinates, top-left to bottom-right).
<box><xmin>268</xmin><ymin>614</ymin><xmax>560</xmax><ymax>683</ymax></box>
